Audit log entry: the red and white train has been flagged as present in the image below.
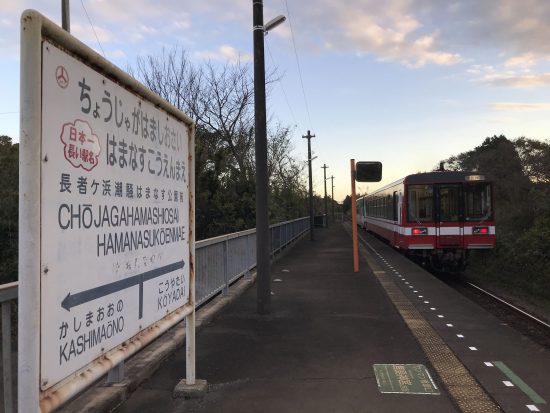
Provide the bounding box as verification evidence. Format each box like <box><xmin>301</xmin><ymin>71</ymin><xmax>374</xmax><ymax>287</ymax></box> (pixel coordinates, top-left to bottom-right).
<box><xmin>356</xmin><ymin>171</ymin><xmax>495</xmax><ymax>271</ymax></box>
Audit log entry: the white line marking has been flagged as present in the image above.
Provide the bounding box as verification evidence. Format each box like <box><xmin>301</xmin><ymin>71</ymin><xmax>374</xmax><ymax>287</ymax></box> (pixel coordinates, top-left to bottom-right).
<box><xmin>430</xmin><ymin>308</ymin><xmax>436</xmax><ymax>310</ymax></box>
<box><xmin>413</xmin><ymin>290</ymin><xmax>418</xmax><ymax>293</ymax></box>
<box><xmin>424</xmin><ymin>301</ymin><xmax>430</xmax><ymax>304</ymax></box>
<box><xmin>503</xmin><ymin>381</ymin><xmax>514</xmax><ymax>387</ymax></box>
<box><xmin>437</xmin><ymin>315</ymin><xmax>445</xmax><ymax>318</ymax></box>
<box><xmin>527</xmin><ymin>405</ymin><xmax>540</xmax><ymax>412</ymax></box>
<box><xmin>469</xmin><ymin>346</ymin><xmax>478</xmax><ymax>351</ymax></box>
<box><xmin>446</xmin><ymin>324</ymin><xmax>453</xmax><ymax>327</ymax></box>
<box><xmin>484</xmin><ymin>362</ymin><xmax>493</xmax><ymax>367</ymax></box>
<box><xmin>457</xmin><ymin>334</ymin><xmax>464</xmax><ymax>338</ymax></box>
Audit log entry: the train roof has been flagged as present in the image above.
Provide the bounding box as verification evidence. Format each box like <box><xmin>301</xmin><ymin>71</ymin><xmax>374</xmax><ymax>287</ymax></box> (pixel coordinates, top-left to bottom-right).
<box><xmin>357</xmin><ymin>171</ymin><xmax>489</xmax><ymax>199</ymax></box>
<box><xmin>404</xmin><ymin>171</ymin><xmax>489</xmax><ymax>184</ymax></box>
<box><xmin>362</xmin><ymin>171</ymin><xmax>490</xmax><ymax>197</ymax></box>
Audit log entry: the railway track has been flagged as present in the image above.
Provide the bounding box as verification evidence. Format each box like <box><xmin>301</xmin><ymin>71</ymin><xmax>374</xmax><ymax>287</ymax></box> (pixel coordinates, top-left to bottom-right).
<box><xmin>466</xmin><ymin>281</ymin><xmax>550</xmax><ymax>329</ymax></box>
<box><xmin>356</xmin><ymin>226</ymin><xmax>550</xmax><ymax>350</ymax></box>
<box><xmin>436</xmin><ymin>273</ymin><xmax>550</xmax><ymax>351</ymax></box>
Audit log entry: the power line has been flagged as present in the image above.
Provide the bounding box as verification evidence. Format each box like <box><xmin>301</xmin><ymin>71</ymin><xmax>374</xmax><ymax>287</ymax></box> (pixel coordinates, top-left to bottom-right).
<box><xmin>265</xmin><ymin>39</ymin><xmax>297</xmax><ymax>126</ymax></box>
<box><xmin>283</xmin><ymin>0</ymin><xmax>312</xmax><ymax>128</ymax></box>
<box><xmin>80</xmin><ymin>0</ymin><xmax>106</xmax><ymax>58</ymax></box>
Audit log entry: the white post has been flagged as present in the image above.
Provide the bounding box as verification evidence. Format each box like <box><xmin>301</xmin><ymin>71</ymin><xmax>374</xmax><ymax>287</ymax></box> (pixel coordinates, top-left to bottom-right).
<box><xmin>186</xmin><ymin>124</ymin><xmax>196</xmax><ymax>386</ymax></box>
<box><xmin>185</xmin><ymin>309</ymin><xmax>196</xmax><ymax>385</ymax></box>
<box><xmin>19</xmin><ymin>10</ymin><xmax>43</xmax><ymax>412</ymax></box>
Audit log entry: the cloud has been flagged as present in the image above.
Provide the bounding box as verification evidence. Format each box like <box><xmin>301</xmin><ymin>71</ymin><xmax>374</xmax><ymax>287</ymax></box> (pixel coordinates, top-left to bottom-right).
<box><xmin>423</xmin><ymin>0</ymin><xmax>550</xmax><ymax>57</ymax></box>
<box><xmin>305</xmin><ymin>0</ymin><xmax>462</xmax><ymax>67</ymax></box>
<box><xmin>488</xmin><ymin>117</ymin><xmax>514</xmax><ymax>124</ymax></box>
<box><xmin>109</xmin><ymin>49</ymin><xmax>126</xmax><ymax>59</ymax></box>
<box><xmin>193</xmin><ymin>45</ymin><xmax>252</xmax><ymax>64</ymax></box>
<box><xmin>504</xmin><ymin>52</ymin><xmax>540</xmax><ymax>68</ymax></box>
<box><xmin>468</xmin><ymin>62</ymin><xmax>550</xmax><ymax>88</ymax></box>
<box><xmin>480</xmin><ymin>71</ymin><xmax>550</xmax><ymax>88</ymax></box>
<box><xmin>491</xmin><ymin>102</ymin><xmax>550</xmax><ymax>111</ymax></box>
<box><xmin>71</xmin><ymin>23</ymin><xmax>113</xmax><ymax>45</ymax></box>
<box><xmin>4</xmin><ymin>0</ymin><xmax>550</xmax><ymax>73</ymax></box>
<box><xmin>310</xmin><ymin>1</ymin><xmax>550</xmax><ymax>71</ymax></box>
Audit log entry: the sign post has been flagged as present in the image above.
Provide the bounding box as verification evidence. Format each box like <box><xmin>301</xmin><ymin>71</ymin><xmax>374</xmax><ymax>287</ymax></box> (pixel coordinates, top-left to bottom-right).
<box><xmin>350</xmin><ymin>160</ymin><xmax>382</xmax><ymax>272</ymax></box>
<box><xmin>19</xmin><ymin>10</ymin><xmax>197</xmax><ymax>411</ymax></box>
<box><xmin>350</xmin><ymin>159</ymin><xmax>359</xmax><ymax>272</ymax></box>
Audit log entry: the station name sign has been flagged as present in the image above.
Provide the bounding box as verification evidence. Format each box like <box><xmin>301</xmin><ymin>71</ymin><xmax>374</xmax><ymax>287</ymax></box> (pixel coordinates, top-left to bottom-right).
<box><xmin>38</xmin><ymin>39</ymin><xmax>192</xmax><ymax>389</ymax></box>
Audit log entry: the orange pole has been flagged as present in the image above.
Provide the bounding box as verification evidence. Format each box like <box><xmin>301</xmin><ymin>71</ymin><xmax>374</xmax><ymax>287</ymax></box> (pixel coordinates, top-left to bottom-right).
<box><xmin>350</xmin><ymin>159</ymin><xmax>359</xmax><ymax>272</ymax></box>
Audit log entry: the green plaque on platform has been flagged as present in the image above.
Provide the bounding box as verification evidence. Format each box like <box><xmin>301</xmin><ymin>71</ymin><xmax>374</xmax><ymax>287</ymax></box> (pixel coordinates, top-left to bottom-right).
<box><xmin>374</xmin><ymin>364</ymin><xmax>439</xmax><ymax>395</ymax></box>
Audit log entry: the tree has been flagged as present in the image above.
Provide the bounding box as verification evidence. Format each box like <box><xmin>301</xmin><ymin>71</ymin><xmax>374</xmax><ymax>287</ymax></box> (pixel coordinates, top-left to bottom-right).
<box><xmin>268</xmin><ymin>124</ymin><xmax>307</xmax><ymax>221</ymax></box>
<box><xmin>0</xmin><ymin>135</ymin><xmax>19</xmax><ymax>283</ymax></box>
<box><xmin>342</xmin><ymin>195</ymin><xmax>352</xmax><ymax>215</ymax></box>
<box><xmin>132</xmin><ymin>46</ymin><xmax>307</xmax><ymax>239</ymax></box>
<box><xmin>443</xmin><ymin>135</ymin><xmax>533</xmax><ymax>233</ymax></box>
<box><xmin>515</xmin><ymin>137</ymin><xmax>550</xmax><ymax>184</ymax></box>
<box><xmin>441</xmin><ymin>135</ymin><xmax>550</xmax><ymax>304</ymax></box>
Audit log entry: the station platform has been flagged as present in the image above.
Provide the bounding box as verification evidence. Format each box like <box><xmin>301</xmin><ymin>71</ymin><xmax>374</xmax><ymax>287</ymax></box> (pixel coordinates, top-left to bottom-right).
<box><xmin>110</xmin><ymin>223</ymin><xmax>548</xmax><ymax>413</ymax></box>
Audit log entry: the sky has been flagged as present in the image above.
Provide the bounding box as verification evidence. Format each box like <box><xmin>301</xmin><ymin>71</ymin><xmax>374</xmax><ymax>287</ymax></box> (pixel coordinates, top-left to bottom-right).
<box><xmin>1</xmin><ymin>0</ymin><xmax>550</xmax><ymax>201</ymax></box>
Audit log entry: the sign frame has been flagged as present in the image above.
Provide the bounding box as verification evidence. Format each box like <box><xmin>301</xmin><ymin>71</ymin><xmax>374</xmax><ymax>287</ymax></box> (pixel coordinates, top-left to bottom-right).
<box><xmin>19</xmin><ymin>10</ymin><xmax>196</xmax><ymax>412</ymax></box>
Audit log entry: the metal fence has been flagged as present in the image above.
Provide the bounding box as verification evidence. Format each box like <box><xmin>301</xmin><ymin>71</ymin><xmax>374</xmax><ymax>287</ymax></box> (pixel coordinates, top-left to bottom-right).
<box><xmin>0</xmin><ymin>282</ymin><xmax>16</xmax><ymax>413</ymax></box>
<box><xmin>0</xmin><ymin>216</ymin><xmax>309</xmax><ymax>412</ymax></box>
<box><xmin>195</xmin><ymin>217</ymin><xmax>309</xmax><ymax>305</ymax></box>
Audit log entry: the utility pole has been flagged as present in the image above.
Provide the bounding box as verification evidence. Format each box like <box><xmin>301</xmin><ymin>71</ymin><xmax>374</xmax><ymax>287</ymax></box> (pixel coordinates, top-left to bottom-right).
<box><xmin>322</xmin><ymin>164</ymin><xmax>329</xmax><ymax>227</ymax></box>
<box><xmin>61</xmin><ymin>0</ymin><xmax>70</xmax><ymax>32</ymax></box>
<box><xmin>303</xmin><ymin>130</ymin><xmax>315</xmax><ymax>240</ymax></box>
<box><xmin>253</xmin><ymin>0</ymin><xmax>270</xmax><ymax>314</ymax></box>
<box><xmin>330</xmin><ymin>175</ymin><xmax>335</xmax><ymax>220</ymax></box>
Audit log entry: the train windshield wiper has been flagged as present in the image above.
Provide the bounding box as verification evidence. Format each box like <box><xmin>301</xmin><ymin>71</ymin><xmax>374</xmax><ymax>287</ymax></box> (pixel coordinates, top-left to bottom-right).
<box><xmin>477</xmin><ymin>212</ymin><xmax>491</xmax><ymax>225</ymax></box>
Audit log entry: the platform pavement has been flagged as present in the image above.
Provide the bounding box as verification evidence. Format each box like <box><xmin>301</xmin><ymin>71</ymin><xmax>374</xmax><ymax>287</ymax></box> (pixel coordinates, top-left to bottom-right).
<box><xmin>111</xmin><ymin>223</ymin><xmax>477</xmax><ymax>413</ymax></box>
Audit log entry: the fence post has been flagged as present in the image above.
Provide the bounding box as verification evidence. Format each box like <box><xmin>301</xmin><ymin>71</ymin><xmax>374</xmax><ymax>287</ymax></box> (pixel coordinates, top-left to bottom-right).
<box><xmin>223</xmin><ymin>239</ymin><xmax>229</xmax><ymax>295</ymax></box>
<box><xmin>245</xmin><ymin>234</ymin><xmax>252</xmax><ymax>279</ymax></box>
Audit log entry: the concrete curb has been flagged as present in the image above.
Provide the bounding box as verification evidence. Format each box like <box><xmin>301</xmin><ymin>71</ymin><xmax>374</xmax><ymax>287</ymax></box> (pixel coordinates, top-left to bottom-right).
<box><xmin>58</xmin><ymin>274</ymin><xmax>256</xmax><ymax>413</ymax></box>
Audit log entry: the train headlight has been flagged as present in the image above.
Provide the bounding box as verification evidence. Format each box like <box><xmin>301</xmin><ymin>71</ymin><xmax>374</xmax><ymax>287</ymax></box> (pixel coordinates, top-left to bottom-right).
<box><xmin>473</xmin><ymin>226</ymin><xmax>489</xmax><ymax>235</ymax></box>
<box><xmin>412</xmin><ymin>227</ymin><xmax>428</xmax><ymax>235</ymax></box>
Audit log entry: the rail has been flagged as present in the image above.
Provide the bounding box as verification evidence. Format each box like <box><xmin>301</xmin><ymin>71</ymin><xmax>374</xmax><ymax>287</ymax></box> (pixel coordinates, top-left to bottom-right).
<box><xmin>0</xmin><ymin>216</ymin><xmax>309</xmax><ymax>412</ymax></box>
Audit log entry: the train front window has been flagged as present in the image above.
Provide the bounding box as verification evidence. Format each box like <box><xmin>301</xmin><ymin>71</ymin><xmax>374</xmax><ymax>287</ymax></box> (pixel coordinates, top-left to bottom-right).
<box><xmin>407</xmin><ymin>185</ymin><xmax>433</xmax><ymax>222</ymax></box>
<box><xmin>464</xmin><ymin>183</ymin><xmax>492</xmax><ymax>221</ymax></box>
<box><xmin>439</xmin><ymin>185</ymin><xmax>460</xmax><ymax>222</ymax></box>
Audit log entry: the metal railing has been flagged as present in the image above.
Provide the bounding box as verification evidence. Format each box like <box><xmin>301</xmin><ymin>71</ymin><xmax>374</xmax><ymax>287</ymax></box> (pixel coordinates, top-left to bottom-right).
<box><xmin>0</xmin><ymin>282</ymin><xmax>17</xmax><ymax>413</ymax></box>
<box><xmin>0</xmin><ymin>216</ymin><xmax>309</xmax><ymax>412</ymax></box>
<box><xmin>195</xmin><ymin>217</ymin><xmax>309</xmax><ymax>305</ymax></box>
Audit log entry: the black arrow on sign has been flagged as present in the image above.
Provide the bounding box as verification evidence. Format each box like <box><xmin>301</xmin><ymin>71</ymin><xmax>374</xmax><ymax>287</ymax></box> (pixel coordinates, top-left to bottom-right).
<box><xmin>61</xmin><ymin>260</ymin><xmax>185</xmax><ymax>312</ymax></box>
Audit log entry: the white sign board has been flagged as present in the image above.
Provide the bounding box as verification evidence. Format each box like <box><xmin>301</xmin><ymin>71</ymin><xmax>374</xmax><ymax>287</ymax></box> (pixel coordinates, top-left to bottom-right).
<box><xmin>40</xmin><ymin>40</ymin><xmax>191</xmax><ymax>389</ymax></box>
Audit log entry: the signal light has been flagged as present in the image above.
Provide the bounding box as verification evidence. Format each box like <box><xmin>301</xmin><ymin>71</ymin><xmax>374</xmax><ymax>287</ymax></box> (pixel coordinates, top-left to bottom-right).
<box><xmin>473</xmin><ymin>226</ymin><xmax>489</xmax><ymax>235</ymax></box>
<box><xmin>412</xmin><ymin>227</ymin><xmax>428</xmax><ymax>235</ymax></box>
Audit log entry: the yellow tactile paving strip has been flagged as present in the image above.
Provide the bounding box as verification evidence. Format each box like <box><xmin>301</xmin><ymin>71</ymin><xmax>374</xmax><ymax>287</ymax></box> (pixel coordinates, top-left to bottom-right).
<box><xmin>357</xmin><ymin>237</ymin><xmax>501</xmax><ymax>413</ymax></box>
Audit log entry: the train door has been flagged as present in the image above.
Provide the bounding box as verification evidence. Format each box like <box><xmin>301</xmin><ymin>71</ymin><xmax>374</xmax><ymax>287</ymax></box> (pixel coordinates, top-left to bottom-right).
<box><xmin>392</xmin><ymin>191</ymin><xmax>399</xmax><ymax>245</ymax></box>
<box><xmin>435</xmin><ymin>184</ymin><xmax>463</xmax><ymax>248</ymax></box>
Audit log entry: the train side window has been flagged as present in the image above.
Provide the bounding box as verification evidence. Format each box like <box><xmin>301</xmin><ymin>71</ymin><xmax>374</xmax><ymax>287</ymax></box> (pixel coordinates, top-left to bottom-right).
<box><xmin>407</xmin><ymin>185</ymin><xmax>433</xmax><ymax>222</ymax></box>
